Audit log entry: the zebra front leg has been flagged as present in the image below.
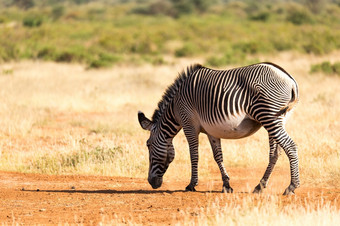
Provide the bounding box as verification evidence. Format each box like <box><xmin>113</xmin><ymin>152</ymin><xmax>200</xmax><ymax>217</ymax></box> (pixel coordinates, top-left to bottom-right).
<box><xmin>183</xmin><ymin>128</ymin><xmax>199</xmax><ymax>192</ymax></box>
<box><xmin>207</xmin><ymin>135</ymin><xmax>233</xmax><ymax>193</ymax></box>
<box><xmin>253</xmin><ymin>138</ymin><xmax>280</xmax><ymax>193</ymax></box>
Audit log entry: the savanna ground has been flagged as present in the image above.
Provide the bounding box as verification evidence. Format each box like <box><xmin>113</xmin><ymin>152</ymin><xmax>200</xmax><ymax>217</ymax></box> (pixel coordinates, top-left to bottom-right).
<box><xmin>0</xmin><ymin>51</ymin><xmax>340</xmax><ymax>225</ymax></box>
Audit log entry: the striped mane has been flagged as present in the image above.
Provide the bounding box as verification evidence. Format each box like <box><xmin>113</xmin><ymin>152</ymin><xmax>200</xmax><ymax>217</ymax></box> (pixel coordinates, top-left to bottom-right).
<box><xmin>151</xmin><ymin>64</ymin><xmax>203</xmax><ymax>123</ymax></box>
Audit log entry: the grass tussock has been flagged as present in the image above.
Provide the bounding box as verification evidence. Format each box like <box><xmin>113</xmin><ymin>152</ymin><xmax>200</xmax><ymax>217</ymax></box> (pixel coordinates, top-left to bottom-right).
<box><xmin>28</xmin><ymin>143</ymin><xmax>123</xmax><ymax>175</ymax></box>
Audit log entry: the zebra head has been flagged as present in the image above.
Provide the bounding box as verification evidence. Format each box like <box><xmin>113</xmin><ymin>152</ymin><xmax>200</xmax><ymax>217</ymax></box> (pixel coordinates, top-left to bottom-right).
<box><xmin>138</xmin><ymin>111</ymin><xmax>175</xmax><ymax>189</ymax></box>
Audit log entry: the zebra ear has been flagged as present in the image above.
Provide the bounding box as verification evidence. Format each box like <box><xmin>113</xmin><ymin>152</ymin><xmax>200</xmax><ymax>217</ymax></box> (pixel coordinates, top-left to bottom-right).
<box><xmin>138</xmin><ymin>111</ymin><xmax>153</xmax><ymax>131</ymax></box>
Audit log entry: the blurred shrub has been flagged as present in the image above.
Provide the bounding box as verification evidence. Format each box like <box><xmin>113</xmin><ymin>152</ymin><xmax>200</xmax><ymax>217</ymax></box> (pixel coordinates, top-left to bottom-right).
<box><xmin>0</xmin><ymin>16</ymin><xmax>6</xmax><ymax>23</ymax></box>
<box><xmin>87</xmin><ymin>7</ymin><xmax>106</xmax><ymax>21</ymax></box>
<box><xmin>0</xmin><ymin>41</ymin><xmax>19</xmax><ymax>61</ymax></box>
<box><xmin>13</xmin><ymin>0</ymin><xmax>35</xmax><ymax>10</ymax></box>
<box><xmin>286</xmin><ymin>4</ymin><xmax>314</xmax><ymax>25</ymax></box>
<box><xmin>310</xmin><ymin>61</ymin><xmax>340</xmax><ymax>75</ymax></box>
<box><xmin>55</xmin><ymin>51</ymin><xmax>76</xmax><ymax>62</ymax></box>
<box><xmin>51</xmin><ymin>5</ymin><xmax>65</xmax><ymax>21</ymax></box>
<box><xmin>141</xmin><ymin>55</ymin><xmax>166</xmax><ymax>65</ymax></box>
<box><xmin>87</xmin><ymin>52</ymin><xmax>122</xmax><ymax>69</ymax></box>
<box><xmin>73</xmin><ymin>0</ymin><xmax>91</xmax><ymax>4</ymax></box>
<box><xmin>233</xmin><ymin>41</ymin><xmax>260</xmax><ymax>54</ymax></box>
<box><xmin>271</xmin><ymin>35</ymin><xmax>295</xmax><ymax>51</ymax></box>
<box><xmin>302</xmin><ymin>30</ymin><xmax>338</xmax><ymax>55</ymax></box>
<box><xmin>37</xmin><ymin>46</ymin><xmax>57</xmax><ymax>60</ymax></box>
<box><xmin>175</xmin><ymin>43</ymin><xmax>197</xmax><ymax>57</ymax></box>
<box><xmin>248</xmin><ymin>11</ymin><xmax>270</xmax><ymax>22</ymax></box>
<box><xmin>23</xmin><ymin>13</ymin><xmax>43</xmax><ymax>27</ymax></box>
<box><xmin>305</xmin><ymin>0</ymin><xmax>326</xmax><ymax>14</ymax></box>
<box><xmin>206</xmin><ymin>50</ymin><xmax>246</xmax><ymax>67</ymax></box>
<box><xmin>132</xmin><ymin>0</ymin><xmax>175</xmax><ymax>17</ymax></box>
<box><xmin>64</xmin><ymin>10</ymin><xmax>82</xmax><ymax>20</ymax></box>
<box><xmin>132</xmin><ymin>0</ymin><xmax>213</xmax><ymax>17</ymax></box>
<box><xmin>303</xmin><ymin>43</ymin><xmax>324</xmax><ymax>55</ymax></box>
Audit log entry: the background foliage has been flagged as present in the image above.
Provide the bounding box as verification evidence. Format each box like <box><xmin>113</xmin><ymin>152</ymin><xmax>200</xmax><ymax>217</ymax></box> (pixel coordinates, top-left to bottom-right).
<box><xmin>0</xmin><ymin>0</ymin><xmax>340</xmax><ymax>68</ymax></box>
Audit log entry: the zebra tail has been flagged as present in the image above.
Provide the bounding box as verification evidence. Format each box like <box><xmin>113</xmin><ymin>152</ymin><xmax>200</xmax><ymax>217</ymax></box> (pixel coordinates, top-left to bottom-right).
<box><xmin>275</xmin><ymin>85</ymin><xmax>299</xmax><ymax>117</ymax></box>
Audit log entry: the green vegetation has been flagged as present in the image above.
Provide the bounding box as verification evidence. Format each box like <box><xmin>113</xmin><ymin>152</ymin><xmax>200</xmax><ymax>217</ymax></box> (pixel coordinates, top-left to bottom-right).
<box><xmin>311</xmin><ymin>61</ymin><xmax>340</xmax><ymax>75</ymax></box>
<box><xmin>0</xmin><ymin>0</ymin><xmax>340</xmax><ymax>68</ymax></box>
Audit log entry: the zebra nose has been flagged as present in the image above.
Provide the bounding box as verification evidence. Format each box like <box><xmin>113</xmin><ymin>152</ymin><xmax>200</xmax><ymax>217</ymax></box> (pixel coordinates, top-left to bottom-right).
<box><xmin>148</xmin><ymin>176</ymin><xmax>163</xmax><ymax>189</ymax></box>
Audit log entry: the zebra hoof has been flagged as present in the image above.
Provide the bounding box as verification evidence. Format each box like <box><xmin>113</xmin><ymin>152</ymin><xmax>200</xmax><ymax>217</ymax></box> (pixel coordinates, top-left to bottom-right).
<box><xmin>283</xmin><ymin>190</ymin><xmax>295</xmax><ymax>195</ymax></box>
<box><xmin>222</xmin><ymin>186</ymin><xmax>233</xmax><ymax>193</ymax></box>
<box><xmin>283</xmin><ymin>184</ymin><xmax>296</xmax><ymax>195</ymax></box>
<box><xmin>253</xmin><ymin>184</ymin><xmax>263</xmax><ymax>194</ymax></box>
<box><xmin>185</xmin><ymin>185</ymin><xmax>196</xmax><ymax>192</ymax></box>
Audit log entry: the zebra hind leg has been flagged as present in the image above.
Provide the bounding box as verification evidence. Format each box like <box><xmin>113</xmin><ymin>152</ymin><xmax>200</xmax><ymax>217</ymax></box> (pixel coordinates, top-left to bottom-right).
<box><xmin>253</xmin><ymin>138</ymin><xmax>280</xmax><ymax>194</ymax></box>
<box><xmin>207</xmin><ymin>135</ymin><xmax>233</xmax><ymax>193</ymax></box>
<box><xmin>278</xmin><ymin>132</ymin><xmax>300</xmax><ymax>195</ymax></box>
<box><xmin>263</xmin><ymin>121</ymin><xmax>300</xmax><ymax>195</ymax></box>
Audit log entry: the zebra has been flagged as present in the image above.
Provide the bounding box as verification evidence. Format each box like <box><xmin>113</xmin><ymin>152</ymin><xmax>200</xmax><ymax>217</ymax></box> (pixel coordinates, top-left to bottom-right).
<box><xmin>138</xmin><ymin>63</ymin><xmax>299</xmax><ymax>195</ymax></box>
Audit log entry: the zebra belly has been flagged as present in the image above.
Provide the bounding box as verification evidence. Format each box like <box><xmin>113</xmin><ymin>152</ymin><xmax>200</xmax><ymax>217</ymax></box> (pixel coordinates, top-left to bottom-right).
<box><xmin>200</xmin><ymin>115</ymin><xmax>262</xmax><ymax>139</ymax></box>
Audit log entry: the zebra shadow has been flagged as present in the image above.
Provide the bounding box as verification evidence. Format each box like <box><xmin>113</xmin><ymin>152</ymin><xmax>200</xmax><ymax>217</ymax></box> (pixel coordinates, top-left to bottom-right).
<box><xmin>23</xmin><ymin>189</ymin><xmax>227</xmax><ymax>194</ymax></box>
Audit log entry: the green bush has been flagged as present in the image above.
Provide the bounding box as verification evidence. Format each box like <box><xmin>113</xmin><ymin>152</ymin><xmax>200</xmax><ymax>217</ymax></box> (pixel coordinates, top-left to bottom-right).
<box><xmin>0</xmin><ymin>41</ymin><xmax>19</xmax><ymax>61</ymax></box>
<box><xmin>333</xmin><ymin>62</ymin><xmax>340</xmax><ymax>74</ymax></box>
<box><xmin>175</xmin><ymin>43</ymin><xmax>197</xmax><ymax>57</ymax></box>
<box><xmin>37</xmin><ymin>46</ymin><xmax>57</xmax><ymax>60</ymax></box>
<box><xmin>87</xmin><ymin>52</ymin><xmax>122</xmax><ymax>69</ymax></box>
<box><xmin>233</xmin><ymin>41</ymin><xmax>260</xmax><ymax>54</ymax></box>
<box><xmin>0</xmin><ymin>16</ymin><xmax>6</xmax><ymax>23</ymax></box>
<box><xmin>23</xmin><ymin>14</ymin><xmax>43</xmax><ymax>27</ymax></box>
<box><xmin>310</xmin><ymin>61</ymin><xmax>340</xmax><ymax>75</ymax></box>
<box><xmin>132</xmin><ymin>0</ymin><xmax>175</xmax><ymax>17</ymax></box>
<box><xmin>51</xmin><ymin>5</ymin><xmax>65</xmax><ymax>21</ymax></box>
<box><xmin>206</xmin><ymin>50</ymin><xmax>247</xmax><ymax>67</ymax></box>
<box><xmin>286</xmin><ymin>6</ymin><xmax>313</xmax><ymax>25</ymax></box>
<box><xmin>249</xmin><ymin>11</ymin><xmax>270</xmax><ymax>22</ymax></box>
<box><xmin>303</xmin><ymin>43</ymin><xmax>325</xmax><ymax>55</ymax></box>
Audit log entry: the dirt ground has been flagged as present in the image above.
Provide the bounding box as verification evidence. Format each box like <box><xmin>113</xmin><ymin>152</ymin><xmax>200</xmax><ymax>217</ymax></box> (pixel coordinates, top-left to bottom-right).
<box><xmin>0</xmin><ymin>168</ymin><xmax>339</xmax><ymax>225</ymax></box>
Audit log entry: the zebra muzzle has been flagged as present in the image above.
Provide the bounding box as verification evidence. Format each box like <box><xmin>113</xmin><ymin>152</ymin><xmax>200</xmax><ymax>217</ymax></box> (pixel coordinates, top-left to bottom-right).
<box><xmin>148</xmin><ymin>176</ymin><xmax>163</xmax><ymax>189</ymax></box>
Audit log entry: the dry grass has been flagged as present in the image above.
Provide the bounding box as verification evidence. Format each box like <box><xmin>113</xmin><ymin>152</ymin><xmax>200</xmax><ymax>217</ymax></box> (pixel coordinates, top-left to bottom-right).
<box><xmin>182</xmin><ymin>195</ymin><xmax>340</xmax><ymax>226</ymax></box>
<box><xmin>0</xmin><ymin>52</ymin><xmax>339</xmax><ymax>186</ymax></box>
<box><xmin>99</xmin><ymin>194</ymin><xmax>340</xmax><ymax>225</ymax></box>
<box><xmin>0</xmin><ymin>53</ymin><xmax>340</xmax><ymax>225</ymax></box>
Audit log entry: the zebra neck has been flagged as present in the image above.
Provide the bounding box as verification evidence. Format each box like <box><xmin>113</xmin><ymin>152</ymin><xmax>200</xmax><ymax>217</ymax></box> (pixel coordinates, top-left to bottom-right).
<box><xmin>157</xmin><ymin>104</ymin><xmax>181</xmax><ymax>140</ymax></box>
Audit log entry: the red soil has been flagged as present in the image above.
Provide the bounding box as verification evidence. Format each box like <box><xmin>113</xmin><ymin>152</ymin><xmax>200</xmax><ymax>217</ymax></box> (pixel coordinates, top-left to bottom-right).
<box><xmin>0</xmin><ymin>169</ymin><xmax>339</xmax><ymax>224</ymax></box>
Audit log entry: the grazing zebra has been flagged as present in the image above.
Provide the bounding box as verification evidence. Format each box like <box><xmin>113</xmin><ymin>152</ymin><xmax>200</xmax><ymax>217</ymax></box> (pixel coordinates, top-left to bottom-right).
<box><xmin>138</xmin><ymin>63</ymin><xmax>299</xmax><ymax>195</ymax></box>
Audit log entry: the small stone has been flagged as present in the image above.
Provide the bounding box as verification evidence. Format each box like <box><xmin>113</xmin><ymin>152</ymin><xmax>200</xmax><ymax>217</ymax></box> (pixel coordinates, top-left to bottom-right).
<box><xmin>39</xmin><ymin>209</ymin><xmax>46</xmax><ymax>212</ymax></box>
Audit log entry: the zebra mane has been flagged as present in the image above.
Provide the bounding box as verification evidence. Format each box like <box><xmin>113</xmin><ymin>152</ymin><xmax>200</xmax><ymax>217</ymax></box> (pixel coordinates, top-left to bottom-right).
<box><xmin>151</xmin><ymin>64</ymin><xmax>203</xmax><ymax>123</ymax></box>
